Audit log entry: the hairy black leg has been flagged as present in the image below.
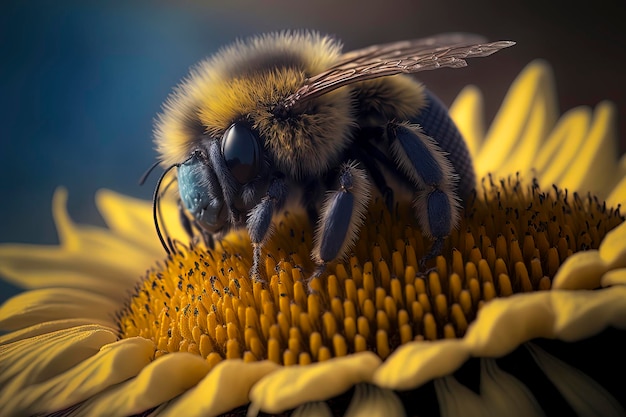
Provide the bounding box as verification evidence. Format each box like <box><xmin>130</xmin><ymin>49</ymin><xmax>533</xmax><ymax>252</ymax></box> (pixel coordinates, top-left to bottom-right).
<box><xmin>177</xmin><ymin>199</ymin><xmax>217</xmax><ymax>250</ymax></box>
<box><xmin>387</xmin><ymin>122</ymin><xmax>461</xmax><ymax>266</ymax></box>
<box><xmin>246</xmin><ymin>174</ymin><xmax>287</xmax><ymax>283</ymax></box>
<box><xmin>194</xmin><ymin>220</ymin><xmax>215</xmax><ymax>250</ymax></box>
<box><xmin>310</xmin><ymin>162</ymin><xmax>372</xmax><ymax>290</ymax></box>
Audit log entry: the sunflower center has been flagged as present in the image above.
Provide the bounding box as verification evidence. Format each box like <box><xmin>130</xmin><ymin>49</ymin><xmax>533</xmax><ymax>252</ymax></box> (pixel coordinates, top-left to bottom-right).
<box><xmin>118</xmin><ymin>177</ymin><xmax>623</xmax><ymax>369</ymax></box>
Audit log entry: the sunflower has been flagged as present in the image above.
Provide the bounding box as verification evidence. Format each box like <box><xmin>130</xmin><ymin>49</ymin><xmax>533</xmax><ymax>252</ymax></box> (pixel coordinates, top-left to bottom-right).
<box><xmin>1</xmin><ymin>60</ymin><xmax>625</xmax><ymax>417</ymax></box>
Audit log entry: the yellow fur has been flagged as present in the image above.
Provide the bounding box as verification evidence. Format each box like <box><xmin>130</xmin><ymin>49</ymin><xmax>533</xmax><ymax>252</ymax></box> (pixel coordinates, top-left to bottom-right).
<box><xmin>154</xmin><ymin>31</ymin><xmax>352</xmax><ymax>177</ymax></box>
<box><xmin>354</xmin><ymin>76</ymin><xmax>426</xmax><ymax>121</ymax></box>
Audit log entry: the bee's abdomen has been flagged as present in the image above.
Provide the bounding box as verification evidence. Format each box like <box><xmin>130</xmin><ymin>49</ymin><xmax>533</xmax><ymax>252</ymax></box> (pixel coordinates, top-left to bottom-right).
<box><xmin>413</xmin><ymin>89</ymin><xmax>476</xmax><ymax>200</ymax></box>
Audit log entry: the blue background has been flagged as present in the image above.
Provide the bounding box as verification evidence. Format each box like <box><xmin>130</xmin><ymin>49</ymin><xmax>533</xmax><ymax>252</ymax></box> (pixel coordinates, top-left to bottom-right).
<box><xmin>1</xmin><ymin>0</ymin><xmax>625</xmax><ymax>302</ymax></box>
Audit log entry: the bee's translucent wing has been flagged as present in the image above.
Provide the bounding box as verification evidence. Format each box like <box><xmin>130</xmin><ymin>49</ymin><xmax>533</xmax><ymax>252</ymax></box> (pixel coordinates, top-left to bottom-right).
<box><xmin>282</xmin><ymin>33</ymin><xmax>515</xmax><ymax>109</ymax></box>
<box><xmin>335</xmin><ymin>33</ymin><xmax>488</xmax><ymax>66</ymax></box>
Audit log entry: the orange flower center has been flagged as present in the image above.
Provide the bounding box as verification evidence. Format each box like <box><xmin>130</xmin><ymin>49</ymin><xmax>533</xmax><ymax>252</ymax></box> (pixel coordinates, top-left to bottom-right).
<box><xmin>118</xmin><ymin>176</ymin><xmax>623</xmax><ymax>370</ymax></box>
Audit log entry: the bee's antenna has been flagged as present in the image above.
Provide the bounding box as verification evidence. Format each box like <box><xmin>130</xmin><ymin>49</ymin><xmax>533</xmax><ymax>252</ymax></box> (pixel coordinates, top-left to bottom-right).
<box><xmin>151</xmin><ymin>153</ymin><xmax>197</xmax><ymax>254</ymax></box>
<box><xmin>157</xmin><ymin>176</ymin><xmax>178</xmax><ymax>253</ymax></box>
<box><xmin>152</xmin><ymin>163</ymin><xmax>179</xmax><ymax>254</ymax></box>
<box><xmin>139</xmin><ymin>160</ymin><xmax>162</xmax><ymax>186</ymax></box>
<box><xmin>140</xmin><ymin>159</ymin><xmax>178</xmax><ymax>254</ymax></box>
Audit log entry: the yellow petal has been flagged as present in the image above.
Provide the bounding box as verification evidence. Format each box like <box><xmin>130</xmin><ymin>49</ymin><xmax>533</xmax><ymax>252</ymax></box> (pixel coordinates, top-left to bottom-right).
<box><xmin>0</xmin><ymin>244</ymin><xmax>136</xmax><ymax>299</ymax></box>
<box><xmin>533</xmin><ymin>106</ymin><xmax>591</xmax><ymax>186</ymax></box>
<box><xmin>95</xmin><ymin>189</ymin><xmax>157</xmax><ymax>244</ymax></box>
<box><xmin>0</xmin><ymin>288</ymin><xmax>120</xmax><ymax>331</ymax></box>
<box><xmin>463</xmin><ymin>287</ymin><xmax>626</xmax><ymax>355</ymax></box>
<box><xmin>96</xmin><ymin>189</ymin><xmax>187</xmax><ymax>252</ymax></box>
<box><xmin>492</xmin><ymin>86</ymin><xmax>552</xmax><ymax>177</ymax></box>
<box><xmin>0</xmin><ymin>189</ymin><xmax>161</xmax><ymax>296</ymax></box>
<box><xmin>2</xmin><ymin>337</ymin><xmax>154</xmax><ymax>416</ymax></box>
<box><xmin>475</xmin><ymin>60</ymin><xmax>558</xmax><ymax>178</ymax></box>
<box><xmin>599</xmin><ymin>220</ymin><xmax>626</xmax><ymax>269</ymax></box>
<box><xmin>552</xmin><ymin>250</ymin><xmax>606</xmax><ymax>290</ymax></box>
<box><xmin>249</xmin><ymin>352</ymin><xmax>381</xmax><ymax>414</ymax></box>
<box><xmin>160</xmin><ymin>360</ymin><xmax>279</xmax><ymax>417</ymax></box>
<box><xmin>462</xmin><ymin>293</ymin><xmax>550</xmax><ymax>356</ymax></box>
<box><xmin>372</xmin><ymin>339</ymin><xmax>469</xmax><ymax>390</ymax></box>
<box><xmin>557</xmin><ymin>101</ymin><xmax>619</xmax><ymax>198</ymax></box>
<box><xmin>526</xmin><ymin>343</ymin><xmax>625</xmax><ymax>417</ymax></box>
<box><xmin>449</xmin><ymin>85</ymin><xmax>485</xmax><ymax>158</ymax></box>
<box><xmin>606</xmin><ymin>173</ymin><xmax>626</xmax><ymax>208</ymax></box>
<box><xmin>549</xmin><ymin>287</ymin><xmax>626</xmax><ymax>341</ymax></box>
<box><xmin>0</xmin><ymin>325</ymin><xmax>116</xmax><ymax>393</ymax></box>
<box><xmin>74</xmin><ymin>352</ymin><xmax>210</xmax><ymax>417</ymax></box>
<box><xmin>601</xmin><ymin>268</ymin><xmax>626</xmax><ymax>287</ymax></box>
<box><xmin>0</xmin><ymin>318</ymin><xmax>115</xmax><ymax>345</ymax></box>
<box><xmin>51</xmin><ymin>187</ymin><xmax>78</xmax><ymax>248</ymax></box>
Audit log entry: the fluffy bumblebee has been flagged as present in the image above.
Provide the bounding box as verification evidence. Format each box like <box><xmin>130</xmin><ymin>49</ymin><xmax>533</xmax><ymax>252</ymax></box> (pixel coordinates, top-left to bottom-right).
<box><xmin>150</xmin><ymin>31</ymin><xmax>514</xmax><ymax>284</ymax></box>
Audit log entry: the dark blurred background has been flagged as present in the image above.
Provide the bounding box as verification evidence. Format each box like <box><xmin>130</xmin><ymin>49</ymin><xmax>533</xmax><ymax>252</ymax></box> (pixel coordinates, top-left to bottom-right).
<box><xmin>1</xmin><ymin>0</ymin><xmax>625</xmax><ymax>301</ymax></box>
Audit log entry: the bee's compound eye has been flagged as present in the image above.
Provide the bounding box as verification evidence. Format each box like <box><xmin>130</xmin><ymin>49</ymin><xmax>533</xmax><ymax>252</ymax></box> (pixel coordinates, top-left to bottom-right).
<box><xmin>221</xmin><ymin>123</ymin><xmax>262</xmax><ymax>184</ymax></box>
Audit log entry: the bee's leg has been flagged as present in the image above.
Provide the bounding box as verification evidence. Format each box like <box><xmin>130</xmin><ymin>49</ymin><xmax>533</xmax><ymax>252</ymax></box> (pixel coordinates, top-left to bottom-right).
<box><xmin>178</xmin><ymin>199</ymin><xmax>216</xmax><ymax>250</ymax></box>
<box><xmin>387</xmin><ymin>122</ymin><xmax>461</xmax><ymax>267</ymax></box>
<box><xmin>196</xmin><ymin>225</ymin><xmax>215</xmax><ymax>250</ymax></box>
<box><xmin>246</xmin><ymin>174</ymin><xmax>287</xmax><ymax>283</ymax></box>
<box><xmin>310</xmin><ymin>162</ymin><xmax>372</xmax><ymax>291</ymax></box>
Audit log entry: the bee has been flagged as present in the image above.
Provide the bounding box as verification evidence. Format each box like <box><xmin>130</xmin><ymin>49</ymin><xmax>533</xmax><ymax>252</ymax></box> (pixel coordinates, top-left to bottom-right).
<box><xmin>149</xmin><ymin>31</ymin><xmax>514</xmax><ymax>285</ymax></box>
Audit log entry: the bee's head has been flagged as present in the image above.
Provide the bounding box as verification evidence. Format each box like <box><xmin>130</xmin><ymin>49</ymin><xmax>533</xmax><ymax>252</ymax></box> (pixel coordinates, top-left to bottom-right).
<box><xmin>155</xmin><ymin>31</ymin><xmax>355</xmax><ymax>180</ymax></box>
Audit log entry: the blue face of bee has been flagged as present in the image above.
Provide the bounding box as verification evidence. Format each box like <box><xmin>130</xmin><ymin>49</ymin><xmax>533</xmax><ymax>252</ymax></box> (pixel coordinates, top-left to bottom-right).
<box><xmin>152</xmin><ymin>32</ymin><xmax>514</xmax><ymax>289</ymax></box>
<box><xmin>177</xmin><ymin>152</ymin><xmax>228</xmax><ymax>234</ymax></box>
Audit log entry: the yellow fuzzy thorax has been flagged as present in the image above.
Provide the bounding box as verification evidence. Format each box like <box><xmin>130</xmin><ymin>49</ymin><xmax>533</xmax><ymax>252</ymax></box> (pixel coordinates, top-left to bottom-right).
<box><xmin>194</xmin><ymin>68</ymin><xmax>354</xmax><ymax>177</ymax></box>
<box><xmin>352</xmin><ymin>76</ymin><xmax>426</xmax><ymax>122</ymax></box>
<box><xmin>154</xmin><ymin>32</ymin><xmax>347</xmax><ymax>171</ymax></box>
